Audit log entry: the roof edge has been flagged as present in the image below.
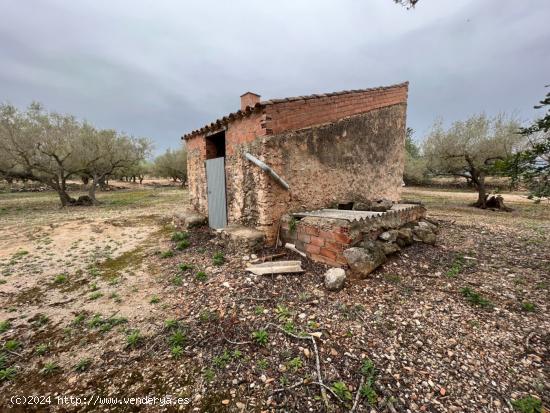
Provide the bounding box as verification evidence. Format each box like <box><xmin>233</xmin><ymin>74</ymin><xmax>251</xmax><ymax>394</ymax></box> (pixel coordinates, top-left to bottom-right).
<box><xmin>183</xmin><ymin>81</ymin><xmax>408</xmax><ymax>140</ymax></box>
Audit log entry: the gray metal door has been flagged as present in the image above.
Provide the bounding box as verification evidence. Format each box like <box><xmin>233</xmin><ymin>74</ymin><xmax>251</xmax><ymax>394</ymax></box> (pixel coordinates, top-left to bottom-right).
<box><xmin>205</xmin><ymin>157</ymin><xmax>227</xmax><ymax>229</ymax></box>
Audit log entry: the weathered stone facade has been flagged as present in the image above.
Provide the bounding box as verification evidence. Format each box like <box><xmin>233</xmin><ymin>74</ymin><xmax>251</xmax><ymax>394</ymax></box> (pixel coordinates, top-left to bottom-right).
<box><xmin>183</xmin><ymin>82</ymin><xmax>409</xmax><ymax>244</ymax></box>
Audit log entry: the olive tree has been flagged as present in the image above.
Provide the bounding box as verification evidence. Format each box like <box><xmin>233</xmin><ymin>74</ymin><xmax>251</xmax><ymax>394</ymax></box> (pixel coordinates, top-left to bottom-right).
<box><xmin>0</xmin><ymin>103</ymin><xmax>82</xmax><ymax>205</ymax></box>
<box><xmin>78</xmin><ymin>126</ymin><xmax>152</xmax><ymax>203</ymax></box>
<box><xmin>153</xmin><ymin>148</ymin><xmax>187</xmax><ymax>185</ymax></box>
<box><xmin>403</xmin><ymin>128</ymin><xmax>428</xmax><ymax>185</ymax></box>
<box><xmin>424</xmin><ymin>113</ymin><xmax>524</xmax><ymax>209</ymax></box>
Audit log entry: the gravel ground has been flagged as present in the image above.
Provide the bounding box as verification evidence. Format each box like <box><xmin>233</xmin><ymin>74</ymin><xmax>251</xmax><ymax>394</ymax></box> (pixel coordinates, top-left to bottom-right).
<box><xmin>0</xmin><ymin>188</ymin><xmax>548</xmax><ymax>412</ymax></box>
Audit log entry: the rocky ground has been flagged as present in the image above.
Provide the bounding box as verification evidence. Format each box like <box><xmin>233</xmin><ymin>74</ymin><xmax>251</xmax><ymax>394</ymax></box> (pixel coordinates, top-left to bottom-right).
<box><xmin>0</xmin><ymin>187</ymin><xmax>548</xmax><ymax>412</ymax></box>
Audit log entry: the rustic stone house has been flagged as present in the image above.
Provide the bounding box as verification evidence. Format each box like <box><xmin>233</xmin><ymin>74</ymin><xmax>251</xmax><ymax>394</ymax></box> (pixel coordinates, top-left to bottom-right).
<box><xmin>182</xmin><ymin>82</ymin><xmax>410</xmax><ymax>246</ymax></box>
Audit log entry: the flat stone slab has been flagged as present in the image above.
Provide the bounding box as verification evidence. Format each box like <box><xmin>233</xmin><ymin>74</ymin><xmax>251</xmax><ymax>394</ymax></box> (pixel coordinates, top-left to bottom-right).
<box><xmin>219</xmin><ymin>224</ymin><xmax>265</xmax><ymax>250</ymax></box>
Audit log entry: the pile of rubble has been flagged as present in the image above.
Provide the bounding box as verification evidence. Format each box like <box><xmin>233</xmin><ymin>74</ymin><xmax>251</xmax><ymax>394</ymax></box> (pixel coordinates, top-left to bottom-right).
<box><xmin>326</xmin><ymin>218</ymin><xmax>439</xmax><ymax>290</ymax></box>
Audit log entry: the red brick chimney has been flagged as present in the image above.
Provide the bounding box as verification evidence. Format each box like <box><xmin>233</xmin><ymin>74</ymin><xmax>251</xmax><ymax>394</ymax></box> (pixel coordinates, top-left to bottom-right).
<box><xmin>240</xmin><ymin>92</ymin><xmax>261</xmax><ymax>111</ymax></box>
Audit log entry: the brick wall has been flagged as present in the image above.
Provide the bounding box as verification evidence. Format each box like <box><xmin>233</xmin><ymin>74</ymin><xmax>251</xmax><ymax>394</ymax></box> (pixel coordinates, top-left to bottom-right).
<box><xmin>264</xmin><ymin>83</ymin><xmax>408</xmax><ymax>134</ymax></box>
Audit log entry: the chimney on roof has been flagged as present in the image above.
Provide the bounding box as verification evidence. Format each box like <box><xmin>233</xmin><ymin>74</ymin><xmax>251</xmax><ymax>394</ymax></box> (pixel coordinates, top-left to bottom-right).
<box><xmin>240</xmin><ymin>92</ymin><xmax>261</xmax><ymax>111</ymax></box>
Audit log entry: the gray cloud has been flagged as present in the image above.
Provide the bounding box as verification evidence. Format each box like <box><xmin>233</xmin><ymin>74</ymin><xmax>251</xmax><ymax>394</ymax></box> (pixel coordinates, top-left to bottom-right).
<box><xmin>1</xmin><ymin>0</ymin><xmax>549</xmax><ymax>153</ymax></box>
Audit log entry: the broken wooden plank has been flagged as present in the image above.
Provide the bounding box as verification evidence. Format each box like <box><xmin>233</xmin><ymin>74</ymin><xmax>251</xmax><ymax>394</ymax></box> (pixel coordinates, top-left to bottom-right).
<box><xmin>245</xmin><ymin>260</ymin><xmax>304</xmax><ymax>275</ymax></box>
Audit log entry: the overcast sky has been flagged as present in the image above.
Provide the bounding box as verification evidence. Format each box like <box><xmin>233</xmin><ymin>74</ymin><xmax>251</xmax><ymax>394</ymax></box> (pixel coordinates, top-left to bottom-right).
<box><xmin>1</xmin><ymin>0</ymin><xmax>549</xmax><ymax>155</ymax></box>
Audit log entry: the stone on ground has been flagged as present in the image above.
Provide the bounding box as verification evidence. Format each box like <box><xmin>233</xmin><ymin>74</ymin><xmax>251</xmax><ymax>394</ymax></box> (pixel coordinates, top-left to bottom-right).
<box><xmin>343</xmin><ymin>241</ymin><xmax>386</xmax><ymax>278</ymax></box>
<box><xmin>324</xmin><ymin>268</ymin><xmax>346</xmax><ymax>291</ymax></box>
<box><xmin>412</xmin><ymin>226</ymin><xmax>436</xmax><ymax>245</ymax></box>
<box><xmin>379</xmin><ymin>230</ymin><xmax>398</xmax><ymax>242</ymax></box>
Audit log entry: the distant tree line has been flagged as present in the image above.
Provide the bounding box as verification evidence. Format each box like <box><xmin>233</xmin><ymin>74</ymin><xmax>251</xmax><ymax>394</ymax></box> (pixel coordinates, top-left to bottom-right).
<box><xmin>0</xmin><ymin>102</ymin><xmax>188</xmax><ymax>206</ymax></box>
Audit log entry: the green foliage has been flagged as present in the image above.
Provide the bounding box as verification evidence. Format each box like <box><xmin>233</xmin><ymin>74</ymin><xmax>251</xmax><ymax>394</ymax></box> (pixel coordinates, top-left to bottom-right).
<box><xmin>212</xmin><ymin>252</ymin><xmax>225</xmax><ymax>266</ymax></box>
<box><xmin>331</xmin><ymin>381</ymin><xmax>353</xmax><ymax>401</ymax></box>
<box><xmin>176</xmin><ymin>240</ymin><xmax>190</xmax><ymax>250</ymax></box>
<box><xmin>196</xmin><ymin>271</ymin><xmax>207</xmax><ymax>282</ymax></box>
<box><xmin>168</xmin><ymin>330</ymin><xmax>186</xmax><ymax>347</ymax></box>
<box><xmin>0</xmin><ymin>367</ymin><xmax>17</xmax><ymax>381</ymax></box>
<box><xmin>501</xmin><ymin>87</ymin><xmax>550</xmax><ymax>200</ymax></box>
<box><xmin>89</xmin><ymin>291</ymin><xmax>103</xmax><ymax>300</ymax></box>
<box><xmin>164</xmin><ymin>319</ymin><xmax>178</xmax><ymax>329</ymax></box>
<box><xmin>254</xmin><ymin>306</ymin><xmax>265</xmax><ymax>315</ymax></box>
<box><xmin>460</xmin><ymin>287</ymin><xmax>493</xmax><ymax>308</ymax></box>
<box><xmin>171</xmin><ymin>345</ymin><xmax>184</xmax><ymax>358</ymax></box>
<box><xmin>35</xmin><ymin>344</ymin><xmax>49</xmax><ymax>356</ymax></box>
<box><xmin>126</xmin><ymin>330</ymin><xmax>142</xmax><ymax>348</ymax></box>
<box><xmin>4</xmin><ymin>340</ymin><xmax>20</xmax><ymax>351</ymax></box>
<box><xmin>150</xmin><ymin>295</ymin><xmax>160</xmax><ymax>304</ymax></box>
<box><xmin>251</xmin><ymin>329</ymin><xmax>268</xmax><ymax>346</ymax></box>
<box><xmin>288</xmin><ymin>217</ymin><xmax>297</xmax><ymax>233</ymax></box>
<box><xmin>287</xmin><ymin>357</ymin><xmax>303</xmax><ymax>371</ymax></box>
<box><xmin>153</xmin><ymin>148</ymin><xmax>188</xmax><ymax>184</ymax></box>
<box><xmin>511</xmin><ymin>396</ymin><xmax>542</xmax><ymax>413</ymax></box>
<box><xmin>171</xmin><ymin>275</ymin><xmax>183</xmax><ymax>286</ymax></box>
<box><xmin>40</xmin><ymin>362</ymin><xmax>60</xmax><ymax>375</ymax></box>
<box><xmin>160</xmin><ymin>250</ymin><xmax>174</xmax><ymax>259</ymax></box>
<box><xmin>74</xmin><ymin>358</ymin><xmax>91</xmax><ymax>372</ymax></box>
<box><xmin>256</xmin><ymin>359</ymin><xmax>269</xmax><ymax>370</ymax></box>
<box><xmin>178</xmin><ymin>263</ymin><xmax>194</xmax><ymax>271</ymax></box>
<box><xmin>203</xmin><ymin>368</ymin><xmax>215</xmax><ymax>382</ymax></box>
<box><xmin>446</xmin><ymin>254</ymin><xmax>465</xmax><ymax>277</ymax></box>
<box><xmin>171</xmin><ymin>231</ymin><xmax>189</xmax><ymax>242</ymax></box>
<box><xmin>53</xmin><ymin>274</ymin><xmax>67</xmax><ymax>284</ymax></box>
<box><xmin>0</xmin><ymin>320</ymin><xmax>10</xmax><ymax>333</ymax></box>
<box><xmin>521</xmin><ymin>301</ymin><xmax>536</xmax><ymax>312</ymax></box>
<box><xmin>72</xmin><ymin>313</ymin><xmax>86</xmax><ymax>326</ymax></box>
<box><xmin>275</xmin><ymin>304</ymin><xmax>291</xmax><ymax>321</ymax></box>
<box><xmin>360</xmin><ymin>358</ymin><xmax>378</xmax><ymax>406</ymax></box>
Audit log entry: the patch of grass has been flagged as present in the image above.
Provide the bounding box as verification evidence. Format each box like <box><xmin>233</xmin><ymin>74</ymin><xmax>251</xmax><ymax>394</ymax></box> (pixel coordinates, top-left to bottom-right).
<box><xmin>283</xmin><ymin>321</ymin><xmax>296</xmax><ymax>334</ymax></box>
<box><xmin>359</xmin><ymin>358</ymin><xmax>378</xmax><ymax>406</ymax></box>
<box><xmin>171</xmin><ymin>345</ymin><xmax>184</xmax><ymax>358</ymax></box>
<box><xmin>171</xmin><ymin>275</ymin><xmax>183</xmax><ymax>286</ymax></box>
<box><xmin>74</xmin><ymin>358</ymin><xmax>92</xmax><ymax>372</ymax></box>
<box><xmin>32</xmin><ymin>314</ymin><xmax>49</xmax><ymax>327</ymax></box>
<box><xmin>176</xmin><ymin>240</ymin><xmax>190</xmax><ymax>250</ymax></box>
<box><xmin>87</xmin><ymin>314</ymin><xmax>127</xmax><ymax>331</ymax></box>
<box><xmin>511</xmin><ymin>396</ymin><xmax>542</xmax><ymax>413</ymax></box>
<box><xmin>164</xmin><ymin>319</ymin><xmax>178</xmax><ymax>329</ymax></box>
<box><xmin>150</xmin><ymin>295</ymin><xmax>160</xmax><ymax>304</ymax></box>
<box><xmin>89</xmin><ymin>283</ymin><xmax>99</xmax><ymax>292</ymax></box>
<box><xmin>256</xmin><ymin>358</ymin><xmax>269</xmax><ymax>370</ymax></box>
<box><xmin>287</xmin><ymin>357</ymin><xmax>303</xmax><ymax>371</ymax></box>
<box><xmin>171</xmin><ymin>231</ymin><xmax>189</xmax><ymax>242</ymax></box>
<box><xmin>251</xmin><ymin>329</ymin><xmax>268</xmax><ymax>346</ymax></box>
<box><xmin>178</xmin><ymin>263</ymin><xmax>194</xmax><ymax>271</ymax></box>
<box><xmin>212</xmin><ymin>252</ymin><xmax>225</xmax><ymax>266</ymax></box>
<box><xmin>53</xmin><ymin>274</ymin><xmax>67</xmax><ymax>284</ymax></box>
<box><xmin>168</xmin><ymin>330</ymin><xmax>186</xmax><ymax>347</ymax></box>
<box><xmin>35</xmin><ymin>343</ymin><xmax>48</xmax><ymax>356</ymax></box>
<box><xmin>446</xmin><ymin>254</ymin><xmax>465</xmax><ymax>277</ymax></box>
<box><xmin>40</xmin><ymin>361</ymin><xmax>60</xmax><ymax>375</ymax></box>
<box><xmin>203</xmin><ymin>368</ymin><xmax>215</xmax><ymax>382</ymax></box>
<box><xmin>109</xmin><ymin>292</ymin><xmax>122</xmax><ymax>303</ymax></box>
<box><xmin>0</xmin><ymin>367</ymin><xmax>17</xmax><ymax>381</ymax></box>
<box><xmin>521</xmin><ymin>301</ymin><xmax>536</xmax><ymax>312</ymax></box>
<box><xmin>213</xmin><ymin>350</ymin><xmax>233</xmax><ymax>369</ymax></box>
<box><xmin>4</xmin><ymin>340</ymin><xmax>20</xmax><ymax>351</ymax></box>
<box><xmin>89</xmin><ymin>291</ymin><xmax>103</xmax><ymax>300</ymax></box>
<box><xmin>254</xmin><ymin>306</ymin><xmax>265</xmax><ymax>316</ymax></box>
<box><xmin>72</xmin><ymin>313</ymin><xmax>87</xmax><ymax>326</ymax></box>
<box><xmin>275</xmin><ymin>304</ymin><xmax>291</xmax><ymax>321</ymax></box>
<box><xmin>331</xmin><ymin>381</ymin><xmax>352</xmax><ymax>401</ymax></box>
<box><xmin>160</xmin><ymin>250</ymin><xmax>174</xmax><ymax>259</ymax></box>
<box><xmin>288</xmin><ymin>217</ymin><xmax>297</xmax><ymax>233</ymax></box>
<box><xmin>196</xmin><ymin>271</ymin><xmax>207</xmax><ymax>282</ymax></box>
<box><xmin>12</xmin><ymin>250</ymin><xmax>29</xmax><ymax>259</ymax></box>
<box><xmin>199</xmin><ymin>309</ymin><xmax>217</xmax><ymax>323</ymax></box>
<box><xmin>460</xmin><ymin>287</ymin><xmax>493</xmax><ymax>308</ymax></box>
<box><xmin>0</xmin><ymin>320</ymin><xmax>10</xmax><ymax>334</ymax></box>
<box><xmin>126</xmin><ymin>330</ymin><xmax>142</xmax><ymax>348</ymax></box>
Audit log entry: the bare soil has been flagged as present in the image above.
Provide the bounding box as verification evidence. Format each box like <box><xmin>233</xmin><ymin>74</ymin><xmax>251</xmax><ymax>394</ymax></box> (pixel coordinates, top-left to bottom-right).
<box><xmin>0</xmin><ymin>187</ymin><xmax>548</xmax><ymax>412</ymax></box>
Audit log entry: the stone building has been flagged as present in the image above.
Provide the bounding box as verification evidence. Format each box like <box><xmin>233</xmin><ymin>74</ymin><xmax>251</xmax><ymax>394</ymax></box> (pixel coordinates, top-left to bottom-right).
<box><xmin>182</xmin><ymin>82</ymin><xmax>410</xmax><ymax>246</ymax></box>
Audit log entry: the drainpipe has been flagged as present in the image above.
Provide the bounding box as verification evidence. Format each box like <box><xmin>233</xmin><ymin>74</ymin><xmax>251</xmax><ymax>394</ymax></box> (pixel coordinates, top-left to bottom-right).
<box><xmin>244</xmin><ymin>152</ymin><xmax>290</xmax><ymax>190</ymax></box>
